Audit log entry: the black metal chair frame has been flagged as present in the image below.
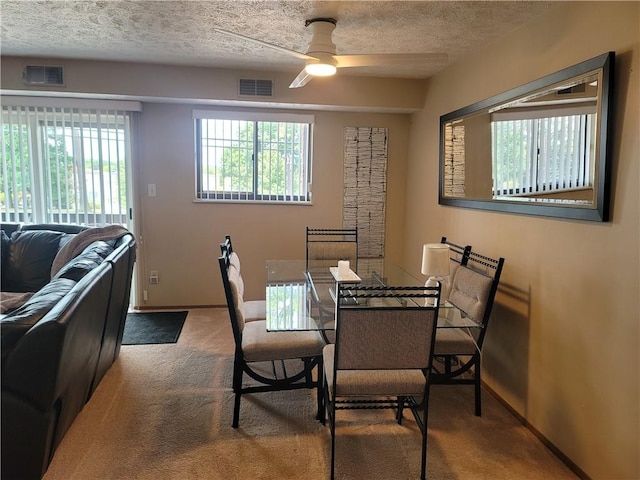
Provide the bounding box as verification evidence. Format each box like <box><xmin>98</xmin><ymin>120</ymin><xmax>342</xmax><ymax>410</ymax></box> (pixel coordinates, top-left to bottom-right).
<box><xmin>440</xmin><ymin>236</ymin><xmax>472</xmax><ymax>268</ymax></box>
<box><xmin>431</xmin><ymin>245</ymin><xmax>505</xmax><ymax>416</ymax></box>
<box><xmin>220</xmin><ymin>234</ymin><xmax>234</xmax><ymax>256</ymax></box>
<box><xmin>218</xmin><ymin>241</ymin><xmax>323</xmax><ymax>428</ymax></box>
<box><xmin>324</xmin><ymin>284</ymin><xmax>441</xmax><ymax>480</ymax></box>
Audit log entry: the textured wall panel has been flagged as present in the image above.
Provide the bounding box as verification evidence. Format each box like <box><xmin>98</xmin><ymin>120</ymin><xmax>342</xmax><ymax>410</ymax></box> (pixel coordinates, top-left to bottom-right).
<box><xmin>343</xmin><ymin>127</ymin><xmax>388</xmax><ymax>258</ymax></box>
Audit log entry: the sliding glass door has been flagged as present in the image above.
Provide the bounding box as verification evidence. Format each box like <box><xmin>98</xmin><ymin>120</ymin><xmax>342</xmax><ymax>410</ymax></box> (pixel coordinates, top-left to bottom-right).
<box><xmin>1</xmin><ymin>101</ymin><xmax>138</xmax><ymax>227</ymax></box>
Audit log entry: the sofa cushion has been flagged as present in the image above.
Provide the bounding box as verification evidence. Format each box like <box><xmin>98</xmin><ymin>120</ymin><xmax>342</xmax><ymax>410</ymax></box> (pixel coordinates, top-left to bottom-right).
<box><xmin>4</xmin><ymin>230</ymin><xmax>67</xmax><ymax>292</ymax></box>
<box><xmin>83</xmin><ymin>240</ymin><xmax>115</xmax><ymax>260</ymax></box>
<box><xmin>53</xmin><ymin>241</ymin><xmax>114</xmax><ymax>282</ymax></box>
<box><xmin>1</xmin><ymin>277</ymin><xmax>77</xmax><ymax>364</ymax></box>
<box><xmin>20</xmin><ymin>223</ymin><xmax>87</xmax><ymax>235</ymax></box>
<box><xmin>50</xmin><ymin>225</ymin><xmax>130</xmax><ymax>277</ymax></box>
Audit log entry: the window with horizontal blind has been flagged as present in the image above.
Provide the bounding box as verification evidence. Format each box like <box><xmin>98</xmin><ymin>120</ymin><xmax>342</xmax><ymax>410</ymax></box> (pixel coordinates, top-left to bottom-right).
<box><xmin>1</xmin><ymin>99</ymin><xmax>138</xmax><ymax>225</ymax></box>
<box><xmin>194</xmin><ymin>110</ymin><xmax>313</xmax><ymax>203</ymax></box>
<box><xmin>491</xmin><ymin>105</ymin><xmax>595</xmax><ymax>197</ymax></box>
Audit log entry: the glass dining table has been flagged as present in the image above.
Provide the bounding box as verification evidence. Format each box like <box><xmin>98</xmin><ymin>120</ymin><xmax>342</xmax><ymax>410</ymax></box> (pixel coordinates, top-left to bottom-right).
<box><xmin>264</xmin><ymin>258</ymin><xmax>481</xmax><ymax>339</ymax></box>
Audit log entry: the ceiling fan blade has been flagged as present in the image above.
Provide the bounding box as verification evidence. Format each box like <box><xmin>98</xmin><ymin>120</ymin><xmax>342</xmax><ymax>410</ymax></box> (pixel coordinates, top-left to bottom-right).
<box><xmin>334</xmin><ymin>53</ymin><xmax>449</xmax><ymax>68</ymax></box>
<box><xmin>214</xmin><ymin>28</ymin><xmax>314</xmax><ymax>61</ymax></box>
<box><xmin>289</xmin><ymin>69</ymin><xmax>313</xmax><ymax>88</ymax></box>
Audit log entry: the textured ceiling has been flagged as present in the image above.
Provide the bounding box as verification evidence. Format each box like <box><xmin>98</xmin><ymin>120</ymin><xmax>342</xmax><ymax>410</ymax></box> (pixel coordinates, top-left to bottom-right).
<box><xmin>1</xmin><ymin>1</ymin><xmax>555</xmax><ymax>80</ymax></box>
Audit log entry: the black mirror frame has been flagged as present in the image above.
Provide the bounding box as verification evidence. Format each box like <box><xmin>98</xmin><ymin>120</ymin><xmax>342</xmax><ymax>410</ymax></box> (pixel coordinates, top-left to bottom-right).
<box><xmin>438</xmin><ymin>52</ymin><xmax>614</xmax><ymax>222</ymax></box>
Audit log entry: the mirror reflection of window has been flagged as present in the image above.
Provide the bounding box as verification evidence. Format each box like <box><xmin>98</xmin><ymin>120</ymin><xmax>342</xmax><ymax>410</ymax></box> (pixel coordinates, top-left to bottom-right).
<box><xmin>489</xmin><ymin>73</ymin><xmax>599</xmax><ymax>203</ymax></box>
<box><xmin>491</xmin><ymin>110</ymin><xmax>596</xmax><ymax>200</ymax></box>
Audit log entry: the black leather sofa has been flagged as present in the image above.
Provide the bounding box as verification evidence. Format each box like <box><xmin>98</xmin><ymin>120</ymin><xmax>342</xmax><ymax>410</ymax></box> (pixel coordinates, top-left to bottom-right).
<box><xmin>0</xmin><ymin>223</ymin><xmax>136</xmax><ymax>480</ymax></box>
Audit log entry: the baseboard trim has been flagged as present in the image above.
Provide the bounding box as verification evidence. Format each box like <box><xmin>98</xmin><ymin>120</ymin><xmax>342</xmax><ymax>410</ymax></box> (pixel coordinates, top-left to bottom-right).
<box><xmin>482</xmin><ymin>382</ymin><xmax>590</xmax><ymax>480</ymax></box>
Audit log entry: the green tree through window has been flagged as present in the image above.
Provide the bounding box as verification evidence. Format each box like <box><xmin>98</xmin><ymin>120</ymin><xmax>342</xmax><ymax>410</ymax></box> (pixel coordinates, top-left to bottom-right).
<box><xmin>196</xmin><ymin>112</ymin><xmax>312</xmax><ymax>203</ymax></box>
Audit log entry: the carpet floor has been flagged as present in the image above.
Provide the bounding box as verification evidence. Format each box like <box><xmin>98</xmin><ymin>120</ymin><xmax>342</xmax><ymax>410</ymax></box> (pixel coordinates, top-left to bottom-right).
<box><xmin>42</xmin><ymin>308</ymin><xmax>577</xmax><ymax>480</ymax></box>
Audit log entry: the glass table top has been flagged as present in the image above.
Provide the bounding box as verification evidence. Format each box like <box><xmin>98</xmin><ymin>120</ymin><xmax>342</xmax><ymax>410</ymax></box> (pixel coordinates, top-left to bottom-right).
<box><xmin>265</xmin><ymin>259</ymin><xmax>480</xmax><ymax>332</ymax></box>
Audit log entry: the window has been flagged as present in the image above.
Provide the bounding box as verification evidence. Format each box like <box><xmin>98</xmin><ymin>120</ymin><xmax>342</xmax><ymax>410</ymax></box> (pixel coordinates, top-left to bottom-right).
<box><xmin>491</xmin><ymin>107</ymin><xmax>595</xmax><ymax>197</ymax></box>
<box><xmin>1</xmin><ymin>99</ymin><xmax>138</xmax><ymax>225</ymax></box>
<box><xmin>194</xmin><ymin>110</ymin><xmax>313</xmax><ymax>203</ymax></box>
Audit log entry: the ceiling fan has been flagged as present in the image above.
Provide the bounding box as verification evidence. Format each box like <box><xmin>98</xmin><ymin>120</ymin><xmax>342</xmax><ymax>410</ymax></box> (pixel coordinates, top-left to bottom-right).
<box><xmin>214</xmin><ymin>18</ymin><xmax>448</xmax><ymax>88</ymax></box>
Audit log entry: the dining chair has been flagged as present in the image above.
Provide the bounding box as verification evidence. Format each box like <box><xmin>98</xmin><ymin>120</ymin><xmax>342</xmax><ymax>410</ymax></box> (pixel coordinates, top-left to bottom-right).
<box><xmin>219</xmin><ymin>243</ymin><xmax>326</xmax><ymax>428</ymax></box>
<box><xmin>220</xmin><ymin>235</ymin><xmax>266</xmax><ymax>322</ymax></box>
<box><xmin>323</xmin><ymin>284</ymin><xmax>441</xmax><ymax>480</ymax></box>
<box><xmin>432</xmin><ymin>247</ymin><xmax>504</xmax><ymax>416</ymax></box>
<box><xmin>306</xmin><ymin>227</ymin><xmax>358</xmax><ymax>272</ymax></box>
<box><xmin>439</xmin><ymin>236</ymin><xmax>471</xmax><ymax>301</ymax></box>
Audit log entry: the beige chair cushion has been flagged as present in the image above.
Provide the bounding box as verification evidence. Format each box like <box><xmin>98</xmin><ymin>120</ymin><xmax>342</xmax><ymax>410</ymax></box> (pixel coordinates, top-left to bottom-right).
<box><xmin>231</xmin><ymin>263</ymin><xmax>245</xmax><ymax>297</ymax></box>
<box><xmin>229</xmin><ymin>263</ymin><xmax>265</xmax><ymax>322</ymax></box>
<box><xmin>434</xmin><ymin>328</ymin><xmax>477</xmax><ymax>355</ymax></box>
<box><xmin>336</xmin><ymin>308</ymin><xmax>435</xmax><ymax>370</ymax></box>
<box><xmin>227</xmin><ymin>266</ymin><xmax>246</xmax><ymax>331</ymax></box>
<box><xmin>323</xmin><ymin>344</ymin><xmax>426</xmax><ymax>397</ymax></box>
<box><xmin>448</xmin><ymin>266</ymin><xmax>493</xmax><ymax>322</ymax></box>
<box><xmin>307</xmin><ymin>241</ymin><xmax>357</xmax><ymax>270</ymax></box>
<box><xmin>242</xmin><ymin>320</ymin><xmax>325</xmax><ymax>362</ymax></box>
<box><xmin>229</xmin><ymin>251</ymin><xmax>241</xmax><ymax>272</ymax></box>
<box><xmin>244</xmin><ymin>300</ymin><xmax>266</xmax><ymax>322</ymax></box>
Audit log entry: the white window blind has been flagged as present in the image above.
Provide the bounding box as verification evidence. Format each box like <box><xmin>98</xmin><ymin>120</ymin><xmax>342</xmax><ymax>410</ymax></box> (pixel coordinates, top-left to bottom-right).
<box><xmin>1</xmin><ymin>102</ymin><xmax>137</xmax><ymax>225</ymax></box>
<box><xmin>491</xmin><ymin>112</ymin><xmax>594</xmax><ymax>196</ymax></box>
<box><xmin>193</xmin><ymin>110</ymin><xmax>313</xmax><ymax>203</ymax></box>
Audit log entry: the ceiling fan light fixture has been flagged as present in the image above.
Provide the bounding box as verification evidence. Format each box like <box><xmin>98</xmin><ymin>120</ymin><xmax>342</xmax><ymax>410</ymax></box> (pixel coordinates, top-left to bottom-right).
<box><xmin>304</xmin><ymin>62</ymin><xmax>337</xmax><ymax>76</ymax></box>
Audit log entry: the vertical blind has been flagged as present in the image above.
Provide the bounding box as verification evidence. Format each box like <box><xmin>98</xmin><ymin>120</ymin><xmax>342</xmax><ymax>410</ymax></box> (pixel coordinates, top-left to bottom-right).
<box><xmin>265</xmin><ymin>283</ymin><xmax>308</xmax><ymax>330</ymax></box>
<box><xmin>1</xmin><ymin>101</ymin><xmax>137</xmax><ymax>225</ymax></box>
<box><xmin>491</xmin><ymin>111</ymin><xmax>594</xmax><ymax>196</ymax></box>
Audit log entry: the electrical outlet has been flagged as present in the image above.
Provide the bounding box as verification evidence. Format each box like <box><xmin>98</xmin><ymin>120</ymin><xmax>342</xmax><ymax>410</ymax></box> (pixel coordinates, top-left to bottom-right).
<box><xmin>143</xmin><ymin>290</ymin><xmax>148</xmax><ymax>301</ymax></box>
<box><xmin>149</xmin><ymin>270</ymin><xmax>159</xmax><ymax>284</ymax></box>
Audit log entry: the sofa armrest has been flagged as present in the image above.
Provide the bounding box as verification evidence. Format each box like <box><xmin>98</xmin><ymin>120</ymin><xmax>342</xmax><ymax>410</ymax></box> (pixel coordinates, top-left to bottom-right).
<box><xmin>2</xmin><ymin>262</ymin><xmax>113</xmax><ymax>413</ymax></box>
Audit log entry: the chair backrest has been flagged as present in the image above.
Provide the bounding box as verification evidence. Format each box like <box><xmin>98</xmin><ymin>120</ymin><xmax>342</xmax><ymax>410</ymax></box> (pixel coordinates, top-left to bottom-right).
<box><xmin>439</xmin><ymin>237</ymin><xmax>471</xmax><ymax>300</ymax></box>
<box><xmin>334</xmin><ymin>285</ymin><xmax>440</xmax><ymax>371</ymax></box>
<box><xmin>220</xmin><ymin>233</ymin><xmax>243</xmax><ymax>280</ymax></box>
<box><xmin>220</xmin><ymin>235</ymin><xmax>241</xmax><ymax>269</ymax></box>
<box><xmin>220</xmin><ymin>235</ymin><xmax>233</xmax><ymax>255</ymax></box>
<box><xmin>440</xmin><ymin>236</ymin><xmax>471</xmax><ymax>271</ymax></box>
<box><xmin>447</xmin><ymin>248</ymin><xmax>504</xmax><ymax>348</ymax></box>
<box><xmin>218</xmin><ymin>242</ymin><xmax>245</xmax><ymax>350</ymax></box>
<box><xmin>306</xmin><ymin>227</ymin><xmax>358</xmax><ymax>272</ymax></box>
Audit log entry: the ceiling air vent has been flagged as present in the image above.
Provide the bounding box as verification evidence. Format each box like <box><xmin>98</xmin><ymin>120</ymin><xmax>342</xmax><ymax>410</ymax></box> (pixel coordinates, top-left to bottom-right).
<box><xmin>238</xmin><ymin>78</ymin><xmax>273</xmax><ymax>97</ymax></box>
<box><xmin>23</xmin><ymin>65</ymin><xmax>65</xmax><ymax>86</ymax></box>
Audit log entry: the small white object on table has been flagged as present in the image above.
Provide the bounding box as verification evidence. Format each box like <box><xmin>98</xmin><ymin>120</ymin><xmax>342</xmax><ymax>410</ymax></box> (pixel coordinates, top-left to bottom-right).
<box><xmin>330</xmin><ymin>261</ymin><xmax>361</xmax><ymax>283</ymax></box>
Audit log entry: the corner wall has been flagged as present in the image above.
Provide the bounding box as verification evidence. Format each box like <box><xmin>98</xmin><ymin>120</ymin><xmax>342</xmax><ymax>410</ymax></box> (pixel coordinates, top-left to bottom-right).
<box><xmin>403</xmin><ymin>2</ymin><xmax>639</xmax><ymax>479</ymax></box>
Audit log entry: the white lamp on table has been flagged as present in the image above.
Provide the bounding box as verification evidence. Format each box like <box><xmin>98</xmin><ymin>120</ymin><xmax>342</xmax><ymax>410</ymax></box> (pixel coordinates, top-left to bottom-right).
<box><xmin>421</xmin><ymin>243</ymin><xmax>450</xmax><ymax>306</ymax></box>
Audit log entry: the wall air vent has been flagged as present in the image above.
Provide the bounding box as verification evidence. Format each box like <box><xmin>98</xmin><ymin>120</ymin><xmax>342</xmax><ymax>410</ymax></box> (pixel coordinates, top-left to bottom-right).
<box><xmin>238</xmin><ymin>78</ymin><xmax>273</xmax><ymax>97</ymax></box>
<box><xmin>23</xmin><ymin>65</ymin><xmax>65</xmax><ymax>86</ymax></box>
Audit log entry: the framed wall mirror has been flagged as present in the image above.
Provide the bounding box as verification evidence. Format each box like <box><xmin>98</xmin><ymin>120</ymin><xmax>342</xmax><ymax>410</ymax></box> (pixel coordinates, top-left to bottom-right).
<box><xmin>439</xmin><ymin>52</ymin><xmax>614</xmax><ymax>221</ymax></box>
